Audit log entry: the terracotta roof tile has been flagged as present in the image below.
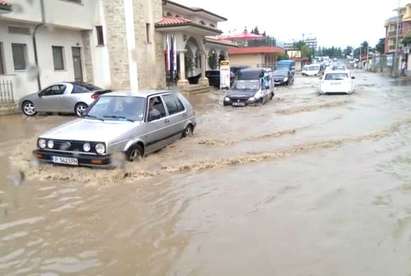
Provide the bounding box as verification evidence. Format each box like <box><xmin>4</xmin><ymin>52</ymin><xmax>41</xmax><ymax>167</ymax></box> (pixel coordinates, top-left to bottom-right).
<box><xmin>156</xmin><ymin>16</ymin><xmax>192</xmax><ymax>27</ymax></box>
<box><xmin>0</xmin><ymin>0</ymin><xmax>10</xmax><ymax>6</ymax></box>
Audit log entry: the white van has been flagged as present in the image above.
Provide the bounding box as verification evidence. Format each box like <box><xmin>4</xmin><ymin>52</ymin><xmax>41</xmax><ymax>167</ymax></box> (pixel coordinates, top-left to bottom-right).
<box><xmin>302</xmin><ymin>64</ymin><xmax>322</xmax><ymax>77</ymax></box>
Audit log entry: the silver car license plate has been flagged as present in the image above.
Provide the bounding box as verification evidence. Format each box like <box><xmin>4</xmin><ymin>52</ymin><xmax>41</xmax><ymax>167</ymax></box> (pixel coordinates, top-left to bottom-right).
<box><xmin>233</xmin><ymin>102</ymin><xmax>246</xmax><ymax>107</ymax></box>
<box><xmin>52</xmin><ymin>156</ymin><xmax>79</xmax><ymax>166</ymax></box>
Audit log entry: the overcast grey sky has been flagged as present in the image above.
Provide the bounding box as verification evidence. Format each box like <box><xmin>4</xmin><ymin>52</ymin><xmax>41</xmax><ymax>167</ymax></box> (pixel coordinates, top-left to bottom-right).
<box><xmin>178</xmin><ymin>0</ymin><xmax>406</xmax><ymax>48</ymax></box>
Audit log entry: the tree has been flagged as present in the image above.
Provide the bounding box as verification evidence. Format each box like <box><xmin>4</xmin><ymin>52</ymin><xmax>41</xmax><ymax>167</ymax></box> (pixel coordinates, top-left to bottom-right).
<box><xmin>403</xmin><ymin>33</ymin><xmax>411</xmax><ymax>46</ymax></box>
<box><xmin>293</xmin><ymin>41</ymin><xmax>314</xmax><ymax>60</ymax></box>
<box><xmin>375</xmin><ymin>38</ymin><xmax>385</xmax><ymax>54</ymax></box>
<box><xmin>343</xmin><ymin>46</ymin><xmax>353</xmax><ymax>57</ymax></box>
<box><xmin>251</xmin><ymin>26</ymin><xmax>260</xmax><ymax>35</ymax></box>
<box><xmin>361</xmin><ymin>41</ymin><xmax>369</xmax><ymax>52</ymax></box>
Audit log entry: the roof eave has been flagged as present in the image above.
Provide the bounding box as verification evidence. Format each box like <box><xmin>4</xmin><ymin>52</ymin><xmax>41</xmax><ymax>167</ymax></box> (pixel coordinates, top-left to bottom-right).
<box><xmin>155</xmin><ymin>22</ymin><xmax>222</xmax><ymax>35</ymax></box>
<box><xmin>164</xmin><ymin>0</ymin><xmax>227</xmax><ymax>21</ymax></box>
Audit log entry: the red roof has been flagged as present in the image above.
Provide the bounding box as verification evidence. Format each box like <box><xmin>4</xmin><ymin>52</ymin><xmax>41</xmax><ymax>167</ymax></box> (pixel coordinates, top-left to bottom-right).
<box><xmin>217</xmin><ymin>32</ymin><xmax>264</xmax><ymax>41</ymax></box>
<box><xmin>0</xmin><ymin>0</ymin><xmax>9</xmax><ymax>5</ymax></box>
<box><xmin>228</xmin><ymin>47</ymin><xmax>285</xmax><ymax>55</ymax></box>
<box><xmin>156</xmin><ymin>16</ymin><xmax>192</xmax><ymax>27</ymax></box>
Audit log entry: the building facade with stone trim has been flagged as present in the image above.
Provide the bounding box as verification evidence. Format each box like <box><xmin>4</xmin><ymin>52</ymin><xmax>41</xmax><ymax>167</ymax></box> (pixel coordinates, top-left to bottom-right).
<box><xmin>0</xmin><ymin>0</ymin><xmax>229</xmax><ymax>101</ymax></box>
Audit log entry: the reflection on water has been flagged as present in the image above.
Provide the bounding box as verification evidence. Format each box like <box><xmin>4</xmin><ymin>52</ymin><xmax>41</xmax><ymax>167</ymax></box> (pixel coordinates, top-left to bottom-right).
<box><xmin>1</xmin><ymin>72</ymin><xmax>411</xmax><ymax>275</ymax></box>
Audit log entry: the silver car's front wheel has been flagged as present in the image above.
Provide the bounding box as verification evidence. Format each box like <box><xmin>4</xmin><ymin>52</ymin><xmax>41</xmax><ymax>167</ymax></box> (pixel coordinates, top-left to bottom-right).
<box><xmin>75</xmin><ymin>103</ymin><xmax>88</xmax><ymax>117</ymax></box>
<box><xmin>22</xmin><ymin>101</ymin><xmax>37</xmax><ymax>116</ymax></box>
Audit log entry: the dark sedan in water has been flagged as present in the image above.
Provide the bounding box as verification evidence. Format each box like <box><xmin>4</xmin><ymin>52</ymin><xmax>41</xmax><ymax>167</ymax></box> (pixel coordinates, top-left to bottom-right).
<box><xmin>223</xmin><ymin>69</ymin><xmax>274</xmax><ymax>107</ymax></box>
<box><xmin>272</xmin><ymin>69</ymin><xmax>294</xmax><ymax>86</ymax></box>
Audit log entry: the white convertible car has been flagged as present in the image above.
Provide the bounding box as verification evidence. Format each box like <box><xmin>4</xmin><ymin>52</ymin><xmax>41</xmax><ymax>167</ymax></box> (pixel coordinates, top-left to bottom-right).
<box><xmin>320</xmin><ymin>70</ymin><xmax>355</xmax><ymax>95</ymax></box>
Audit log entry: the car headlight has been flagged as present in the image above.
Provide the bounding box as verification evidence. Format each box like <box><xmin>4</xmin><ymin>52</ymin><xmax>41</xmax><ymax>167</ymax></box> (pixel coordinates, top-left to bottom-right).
<box><xmin>83</xmin><ymin>142</ymin><xmax>91</xmax><ymax>152</ymax></box>
<box><xmin>224</xmin><ymin>97</ymin><xmax>231</xmax><ymax>102</ymax></box>
<box><xmin>95</xmin><ymin>143</ymin><xmax>106</xmax><ymax>155</ymax></box>
<box><xmin>38</xmin><ymin>139</ymin><xmax>46</xmax><ymax>149</ymax></box>
<box><xmin>47</xmin><ymin>140</ymin><xmax>54</xmax><ymax>149</ymax></box>
<box><xmin>283</xmin><ymin>77</ymin><xmax>288</xmax><ymax>82</ymax></box>
<box><xmin>248</xmin><ymin>97</ymin><xmax>256</xmax><ymax>102</ymax></box>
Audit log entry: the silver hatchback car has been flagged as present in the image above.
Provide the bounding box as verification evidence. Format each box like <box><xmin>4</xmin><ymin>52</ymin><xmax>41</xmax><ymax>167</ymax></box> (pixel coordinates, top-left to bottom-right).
<box><xmin>19</xmin><ymin>82</ymin><xmax>109</xmax><ymax>117</ymax></box>
<box><xmin>33</xmin><ymin>90</ymin><xmax>196</xmax><ymax>168</ymax></box>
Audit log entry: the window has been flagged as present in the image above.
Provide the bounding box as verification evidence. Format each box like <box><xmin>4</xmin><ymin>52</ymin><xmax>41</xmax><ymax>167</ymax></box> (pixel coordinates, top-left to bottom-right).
<box><xmin>12</xmin><ymin>43</ymin><xmax>27</xmax><ymax>70</ymax></box>
<box><xmin>41</xmin><ymin>85</ymin><xmax>66</xmax><ymax>96</ymax></box>
<box><xmin>146</xmin><ymin>23</ymin><xmax>151</xmax><ymax>44</ymax></box>
<box><xmin>72</xmin><ymin>83</ymin><xmax>102</xmax><ymax>93</ymax></box>
<box><xmin>148</xmin><ymin>96</ymin><xmax>166</xmax><ymax>121</ymax></box>
<box><xmin>96</xmin><ymin>26</ymin><xmax>104</xmax><ymax>46</ymax></box>
<box><xmin>0</xmin><ymin>42</ymin><xmax>4</xmax><ymax>75</ymax></box>
<box><xmin>163</xmin><ymin>94</ymin><xmax>185</xmax><ymax>115</ymax></box>
<box><xmin>52</xmin><ymin>46</ymin><xmax>65</xmax><ymax>70</ymax></box>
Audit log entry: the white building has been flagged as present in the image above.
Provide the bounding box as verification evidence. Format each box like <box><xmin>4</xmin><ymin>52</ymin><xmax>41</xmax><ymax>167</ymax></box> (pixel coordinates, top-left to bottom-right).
<box><xmin>0</xmin><ymin>0</ymin><xmax>231</xmax><ymax>103</ymax></box>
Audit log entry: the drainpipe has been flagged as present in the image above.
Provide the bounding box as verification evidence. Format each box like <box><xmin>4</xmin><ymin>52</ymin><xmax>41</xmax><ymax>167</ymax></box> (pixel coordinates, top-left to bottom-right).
<box><xmin>32</xmin><ymin>0</ymin><xmax>45</xmax><ymax>90</ymax></box>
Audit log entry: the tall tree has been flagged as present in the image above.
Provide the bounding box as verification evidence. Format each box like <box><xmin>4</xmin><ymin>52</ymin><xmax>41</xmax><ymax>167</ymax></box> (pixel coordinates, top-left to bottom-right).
<box><xmin>361</xmin><ymin>41</ymin><xmax>369</xmax><ymax>52</ymax></box>
<box><xmin>375</xmin><ymin>38</ymin><xmax>385</xmax><ymax>54</ymax></box>
<box><xmin>343</xmin><ymin>46</ymin><xmax>353</xmax><ymax>57</ymax></box>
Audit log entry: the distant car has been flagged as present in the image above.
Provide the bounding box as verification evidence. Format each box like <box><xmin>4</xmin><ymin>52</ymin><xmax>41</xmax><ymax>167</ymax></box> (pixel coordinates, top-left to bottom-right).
<box><xmin>19</xmin><ymin>82</ymin><xmax>110</xmax><ymax>117</ymax></box>
<box><xmin>33</xmin><ymin>91</ymin><xmax>196</xmax><ymax>168</ymax></box>
<box><xmin>302</xmin><ymin>64</ymin><xmax>322</xmax><ymax>76</ymax></box>
<box><xmin>205</xmin><ymin>70</ymin><xmax>235</xmax><ymax>88</ymax></box>
<box><xmin>320</xmin><ymin>70</ymin><xmax>355</xmax><ymax>95</ymax></box>
<box><xmin>223</xmin><ymin>68</ymin><xmax>274</xmax><ymax>107</ymax></box>
<box><xmin>272</xmin><ymin>69</ymin><xmax>294</xmax><ymax>86</ymax></box>
<box><xmin>276</xmin><ymin>60</ymin><xmax>296</xmax><ymax>75</ymax></box>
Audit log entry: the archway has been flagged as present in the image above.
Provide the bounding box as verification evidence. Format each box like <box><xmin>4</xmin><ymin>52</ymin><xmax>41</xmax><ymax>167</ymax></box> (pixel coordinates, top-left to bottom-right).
<box><xmin>184</xmin><ymin>37</ymin><xmax>202</xmax><ymax>83</ymax></box>
<box><xmin>208</xmin><ymin>49</ymin><xmax>218</xmax><ymax>70</ymax></box>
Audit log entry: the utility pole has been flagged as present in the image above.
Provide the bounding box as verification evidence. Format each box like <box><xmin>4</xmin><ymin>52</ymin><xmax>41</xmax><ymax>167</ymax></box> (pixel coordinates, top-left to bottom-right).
<box><xmin>393</xmin><ymin>0</ymin><xmax>402</xmax><ymax>77</ymax></box>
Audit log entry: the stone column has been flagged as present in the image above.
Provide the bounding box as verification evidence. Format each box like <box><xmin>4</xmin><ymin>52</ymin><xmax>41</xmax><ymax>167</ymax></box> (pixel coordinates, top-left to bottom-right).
<box><xmin>199</xmin><ymin>50</ymin><xmax>209</xmax><ymax>86</ymax></box>
<box><xmin>177</xmin><ymin>51</ymin><xmax>189</xmax><ymax>87</ymax></box>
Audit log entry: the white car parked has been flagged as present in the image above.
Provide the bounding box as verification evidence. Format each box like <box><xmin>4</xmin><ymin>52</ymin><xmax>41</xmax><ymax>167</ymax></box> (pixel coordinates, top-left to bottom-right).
<box><xmin>320</xmin><ymin>70</ymin><xmax>355</xmax><ymax>95</ymax></box>
<box><xmin>302</xmin><ymin>64</ymin><xmax>322</xmax><ymax>76</ymax></box>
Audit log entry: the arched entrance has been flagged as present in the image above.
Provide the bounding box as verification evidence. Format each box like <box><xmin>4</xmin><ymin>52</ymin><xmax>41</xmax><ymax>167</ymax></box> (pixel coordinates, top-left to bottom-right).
<box><xmin>184</xmin><ymin>37</ymin><xmax>202</xmax><ymax>84</ymax></box>
<box><xmin>208</xmin><ymin>48</ymin><xmax>218</xmax><ymax>70</ymax></box>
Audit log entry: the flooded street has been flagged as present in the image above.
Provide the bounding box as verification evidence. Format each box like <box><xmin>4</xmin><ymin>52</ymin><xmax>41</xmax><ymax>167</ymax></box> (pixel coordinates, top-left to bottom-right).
<box><xmin>2</xmin><ymin>71</ymin><xmax>411</xmax><ymax>275</ymax></box>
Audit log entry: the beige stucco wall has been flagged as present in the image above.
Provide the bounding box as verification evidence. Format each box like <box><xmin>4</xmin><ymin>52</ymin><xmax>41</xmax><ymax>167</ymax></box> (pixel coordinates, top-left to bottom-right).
<box><xmin>133</xmin><ymin>0</ymin><xmax>166</xmax><ymax>89</ymax></box>
<box><xmin>229</xmin><ymin>54</ymin><xmax>263</xmax><ymax>68</ymax></box>
<box><xmin>102</xmin><ymin>0</ymin><xmax>130</xmax><ymax>90</ymax></box>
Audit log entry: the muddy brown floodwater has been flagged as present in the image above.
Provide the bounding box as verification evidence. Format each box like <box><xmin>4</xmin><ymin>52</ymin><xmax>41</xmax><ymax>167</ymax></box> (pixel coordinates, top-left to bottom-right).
<box><xmin>1</xmin><ymin>71</ymin><xmax>411</xmax><ymax>275</ymax></box>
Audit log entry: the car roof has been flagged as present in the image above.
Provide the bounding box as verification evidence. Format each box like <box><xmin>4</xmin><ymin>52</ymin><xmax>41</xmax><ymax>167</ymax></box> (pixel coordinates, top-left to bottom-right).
<box><xmin>101</xmin><ymin>90</ymin><xmax>177</xmax><ymax>98</ymax></box>
<box><xmin>325</xmin><ymin>70</ymin><xmax>349</xmax><ymax>74</ymax></box>
<box><xmin>239</xmin><ymin>68</ymin><xmax>264</xmax><ymax>73</ymax></box>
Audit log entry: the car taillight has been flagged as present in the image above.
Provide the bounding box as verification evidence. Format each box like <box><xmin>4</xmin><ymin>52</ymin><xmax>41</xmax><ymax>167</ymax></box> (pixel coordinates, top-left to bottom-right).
<box><xmin>91</xmin><ymin>93</ymin><xmax>99</xmax><ymax>100</ymax></box>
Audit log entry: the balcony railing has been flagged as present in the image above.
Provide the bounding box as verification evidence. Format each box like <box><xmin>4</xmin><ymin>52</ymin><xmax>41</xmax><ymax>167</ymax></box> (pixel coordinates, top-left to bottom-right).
<box><xmin>0</xmin><ymin>79</ymin><xmax>15</xmax><ymax>104</ymax></box>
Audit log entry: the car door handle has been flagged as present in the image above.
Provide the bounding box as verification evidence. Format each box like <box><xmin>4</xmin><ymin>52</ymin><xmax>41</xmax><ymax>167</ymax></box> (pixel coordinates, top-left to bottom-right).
<box><xmin>165</xmin><ymin>119</ymin><xmax>170</xmax><ymax>123</ymax></box>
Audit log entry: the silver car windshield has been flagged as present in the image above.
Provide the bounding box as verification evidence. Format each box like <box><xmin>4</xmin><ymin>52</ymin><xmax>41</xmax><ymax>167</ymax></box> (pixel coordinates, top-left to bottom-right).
<box><xmin>86</xmin><ymin>96</ymin><xmax>145</xmax><ymax>121</ymax></box>
<box><xmin>233</xmin><ymin>80</ymin><xmax>260</xmax><ymax>91</ymax></box>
